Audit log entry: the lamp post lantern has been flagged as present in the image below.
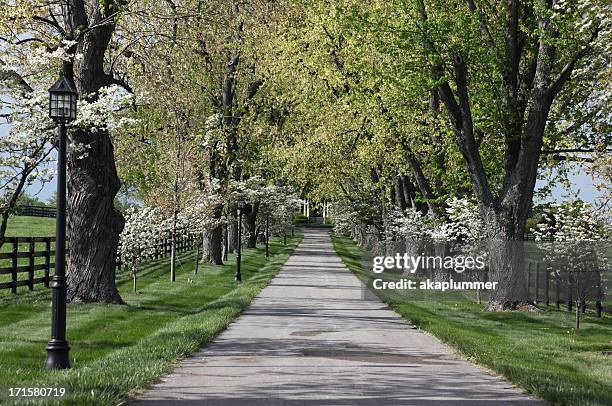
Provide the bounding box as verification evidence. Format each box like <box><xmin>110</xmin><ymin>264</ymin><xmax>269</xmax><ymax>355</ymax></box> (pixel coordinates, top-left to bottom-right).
<box><xmin>235</xmin><ymin>197</ymin><xmax>247</xmax><ymax>282</ymax></box>
<box><xmin>45</xmin><ymin>74</ymin><xmax>77</xmax><ymax>370</ymax></box>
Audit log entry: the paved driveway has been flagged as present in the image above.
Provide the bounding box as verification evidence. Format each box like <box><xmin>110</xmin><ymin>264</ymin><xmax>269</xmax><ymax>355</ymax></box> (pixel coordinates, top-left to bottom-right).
<box><xmin>133</xmin><ymin>228</ymin><xmax>541</xmax><ymax>405</ymax></box>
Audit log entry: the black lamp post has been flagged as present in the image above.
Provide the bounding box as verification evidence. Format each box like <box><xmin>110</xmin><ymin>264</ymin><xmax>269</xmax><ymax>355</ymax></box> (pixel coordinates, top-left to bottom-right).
<box><xmin>45</xmin><ymin>74</ymin><xmax>77</xmax><ymax>370</ymax></box>
<box><xmin>235</xmin><ymin>197</ymin><xmax>246</xmax><ymax>282</ymax></box>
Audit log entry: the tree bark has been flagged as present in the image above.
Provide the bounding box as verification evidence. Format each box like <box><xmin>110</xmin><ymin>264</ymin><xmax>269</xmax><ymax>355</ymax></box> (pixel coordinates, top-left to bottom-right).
<box><xmin>67</xmin><ymin>126</ymin><xmax>124</xmax><ymax>303</ymax></box>
<box><xmin>244</xmin><ymin>203</ymin><xmax>259</xmax><ymax>248</ymax></box>
<box><xmin>394</xmin><ymin>176</ymin><xmax>407</xmax><ymax>212</ymax></box>
<box><xmin>228</xmin><ymin>209</ymin><xmax>238</xmax><ymax>253</ymax></box>
<box><xmin>201</xmin><ymin>231</ymin><xmax>211</xmax><ymax>263</ymax></box>
<box><xmin>202</xmin><ymin>205</ymin><xmax>224</xmax><ymax>265</ymax></box>
<box><xmin>482</xmin><ymin>206</ymin><xmax>530</xmax><ymax>310</ymax></box>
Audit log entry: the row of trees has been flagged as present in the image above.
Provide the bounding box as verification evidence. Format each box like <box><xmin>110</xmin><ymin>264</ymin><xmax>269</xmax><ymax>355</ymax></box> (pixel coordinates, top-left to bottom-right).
<box><xmin>257</xmin><ymin>0</ymin><xmax>611</xmax><ymax>309</ymax></box>
<box><xmin>119</xmin><ymin>180</ymin><xmax>300</xmax><ymax>291</ymax></box>
<box><xmin>1</xmin><ymin>0</ymin><xmax>610</xmax><ymax>308</ymax></box>
<box><xmin>0</xmin><ymin>0</ymin><xmax>299</xmax><ymax>303</ymax></box>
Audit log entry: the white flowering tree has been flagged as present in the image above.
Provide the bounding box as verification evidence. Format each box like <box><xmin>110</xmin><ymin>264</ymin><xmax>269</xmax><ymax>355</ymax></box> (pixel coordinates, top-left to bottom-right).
<box><xmin>0</xmin><ymin>43</ymin><xmax>67</xmax><ymax>244</ymax></box>
<box><xmin>531</xmin><ymin>200</ymin><xmax>611</xmax><ymax>327</ymax></box>
<box><xmin>331</xmin><ymin>203</ymin><xmax>361</xmax><ymax>237</ymax></box>
<box><xmin>260</xmin><ymin>185</ymin><xmax>302</xmax><ymax>242</ymax></box>
<box><xmin>386</xmin><ymin>197</ymin><xmax>487</xmax><ymax>286</ymax></box>
<box><xmin>119</xmin><ymin>207</ymin><xmax>164</xmax><ymax>292</ymax></box>
<box><xmin>230</xmin><ymin>177</ymin><xmax>301</xmax><ymax>248</ymax></box>
<box><xmin>386</xmin><ymin>208</ymin><xmax>431</xmax><ymax>241</ymax></box>
<box><xmin>429</xmin><ymin>198</ymin><xmax>486</xmax><ymax>244</ymax></box>
<box><xmin>0</xmin><ymin>0</ymin><xmax>142</xmax><ymax>303</ymax></box>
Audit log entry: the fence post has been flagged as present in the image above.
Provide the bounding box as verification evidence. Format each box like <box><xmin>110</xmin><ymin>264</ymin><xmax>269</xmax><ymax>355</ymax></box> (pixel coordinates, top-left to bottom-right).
<box><xmin>567</xmin><ymin>272</ymin><xmax>573</xmax><ymax>312</ymax></box>
<box><xmin>195</xmin><ymin>238</ymin><xmax>200</xmax><ymax>275</ymax></box>
<box><xmin>555</xmin><ymin>275</ymin><xmax>560</xmax><ymax>309</ymax></box>
<box><xmin>595</xmin><ymin>272</ymin><xmax>602</xmax><ymax>317</ymax></box>
<box><xmin>534</xmin><ymin>262</ymin><xmax>539</xmax><ymax>304</ymax></box>
<box><xmin>28</xmin><ymin>237</ymin><xmax>35</xmax><ymax>290</ymax></box>
<box><xmin>44</xmin><ymin>238</ymin><xmax>51</xmax><ymax>287</ymax></box>
<box><xmin>543</xmin><ymin>263</ymin><xmax>549</xmax><ymax>306</ymax></box>
<box><xmin>11</xmin><ymin>240</ymin><xmax>18</xmax><ymax>293</ymax></box>
<box><xmin>526</xmin><ymin>262</ymin><xmax>531</xmax><ymax>299</ymax></box>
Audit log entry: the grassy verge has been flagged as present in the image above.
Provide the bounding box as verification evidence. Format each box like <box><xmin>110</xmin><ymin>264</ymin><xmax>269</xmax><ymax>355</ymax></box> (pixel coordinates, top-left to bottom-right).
<box><xmin>0</xmin><ymin>231</ymin><xmax>302</xmax><ymax>405</ymax></box>
<box><xmin>2</xmin><ymin>215</ymin><xmax>56</xmax><ymax>237</ymax></box>
<box><xmin>331</xmin><ymin>233</ymin><xmax>612</xmax><ymax>406</ymax></box>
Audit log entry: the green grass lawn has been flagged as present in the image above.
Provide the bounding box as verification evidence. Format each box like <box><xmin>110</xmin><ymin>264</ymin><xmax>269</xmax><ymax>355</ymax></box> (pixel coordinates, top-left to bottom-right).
<box><xmin>332</xmin><ymin>233</ymin><xmax>612</xmax><ymax>406</ymax></box>
<box><xmin>0</xmin><ymin>231</ymin><xmax>302</xmax><ymax>405</ymax></box>
<box><xmin>3</xmin><ymin>215</ymin><xmax>56</xmax><ymax>237</ymax></box>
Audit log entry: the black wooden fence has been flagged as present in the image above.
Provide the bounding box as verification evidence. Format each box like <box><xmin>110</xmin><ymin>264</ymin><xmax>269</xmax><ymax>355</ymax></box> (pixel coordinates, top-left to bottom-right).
<box><xmin>0</xmin><ymin>237</ymin><xmax>54</xmax><ymax>293</ymax></box>
<box><xmin>525</xmin><ymin>260</ymin><xmax>608</xmax><ymax>316</ymax></box>
<box><xmin>0</xmin><ymin>231</ymin><xmax>197</xmax><ymax>294</ymax></box>
<box><xmin>14</xmin><ymin>205</ymin><xmax>56</xmax><ymax>218</ymax></box>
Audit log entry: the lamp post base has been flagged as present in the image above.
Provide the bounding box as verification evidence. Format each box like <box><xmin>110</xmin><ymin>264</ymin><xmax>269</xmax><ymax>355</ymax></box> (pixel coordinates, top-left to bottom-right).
<box><xmin>45</xmin><ymin>339</ymin><xmax>70</xmax><ymax>370</ymax></box>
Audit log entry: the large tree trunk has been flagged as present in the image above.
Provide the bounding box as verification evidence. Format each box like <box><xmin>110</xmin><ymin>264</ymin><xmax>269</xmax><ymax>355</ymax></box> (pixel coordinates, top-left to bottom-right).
<box><xmin>483</xmin><ymin>207</ymin><xmax>530</xmax><ymax>310</ymax></box>
<box><xmin>201</xmin><ymin>231</ymin><xmax>211</xmax><ymax>263</ymax></box>
<box><xmin>209</xmin><ymin>223</ymin><xmax>224</xmax><ymax>265</ymax></box>
<box><xmin>202</xmin><ymin>205</ymin><xmax>224</xmax><ymax>265</ymax></box>
<box><xmin>67</xmin><ymin>127</ymin><xmax>124</xmax><ymax>303</ymax></box>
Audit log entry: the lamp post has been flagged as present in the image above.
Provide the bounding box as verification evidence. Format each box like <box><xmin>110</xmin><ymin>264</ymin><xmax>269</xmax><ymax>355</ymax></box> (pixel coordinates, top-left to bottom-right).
<box><xmin>235</xmin><ymin>197</ymin><xmax>246</xmax><ymax>282</ymax></box>
<box><xmin>45</xmin><ymin>74</ymin><xmax>78</xmax><ymax>370</ymax></box>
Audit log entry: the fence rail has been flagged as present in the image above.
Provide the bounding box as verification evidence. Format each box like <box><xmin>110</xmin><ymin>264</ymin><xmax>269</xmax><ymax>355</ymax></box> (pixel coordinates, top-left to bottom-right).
<box><xmin>525</xmin><ymin>260</ymin><xmax>609</xmax><ymax>316</ymax></box>
<box><xmin>1</xmin><ymin>231</ymin><xmax>198</xmax><ymax>294</ymax></box>
<box><xmin>0</xmin><ymin>237</ymin><xmax>53</xmax><ymax>293</ymax></box>
<box><xmin>14</xmin><ymin>205</ymin><xmax>56</xmax><ymax>218</ymax></box>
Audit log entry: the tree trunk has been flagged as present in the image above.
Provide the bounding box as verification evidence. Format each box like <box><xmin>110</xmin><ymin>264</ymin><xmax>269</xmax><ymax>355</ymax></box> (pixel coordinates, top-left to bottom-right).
<box><xmin>244</xmin><ymin>203</ymin><xmax>259</xmax><ymax>249</ymax></box>
<box><xmin>67</xmin><ymin>127</ymin><xmax>124</xmax><ymax>303</ymax></box>
<box><xmin>228</xmin><ymin>209</ymin><xmax>238</xmax><ymax>253</ymax></box>
<box><xmin>575</xmin><ymin>301</ymin><xmax>581</xmax><ymax>329</ymax></box>
<box><xmin>209</xmin><ymin>223</ymin><xmax>224</xmax><ymax>265</ymax></box>
<box><xmin>201</xmin><ymin>231</ymin><xmax>211</xmax><ymax>263</ymax></box>
<box><xmin>394</xmin><ymin>176</ymin><xmax>407</xmax><ymax>212</ymax></box>
<box><xmin>483</xmin><ymin>207</ymin><xmax>530</xmax><ymax>311</ymax></box>
<box><xmin>432</xmin><ymin>241</ymin><xmax>449</xmax><ymax>282</ymax></box>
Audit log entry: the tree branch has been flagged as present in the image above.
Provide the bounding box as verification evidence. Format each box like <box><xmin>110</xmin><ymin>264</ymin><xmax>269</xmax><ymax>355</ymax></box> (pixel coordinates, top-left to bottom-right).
<box><xmin>547</xmin><ymin>28</ymin><xmax>599</xmax><ymax>98</ymax></box>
